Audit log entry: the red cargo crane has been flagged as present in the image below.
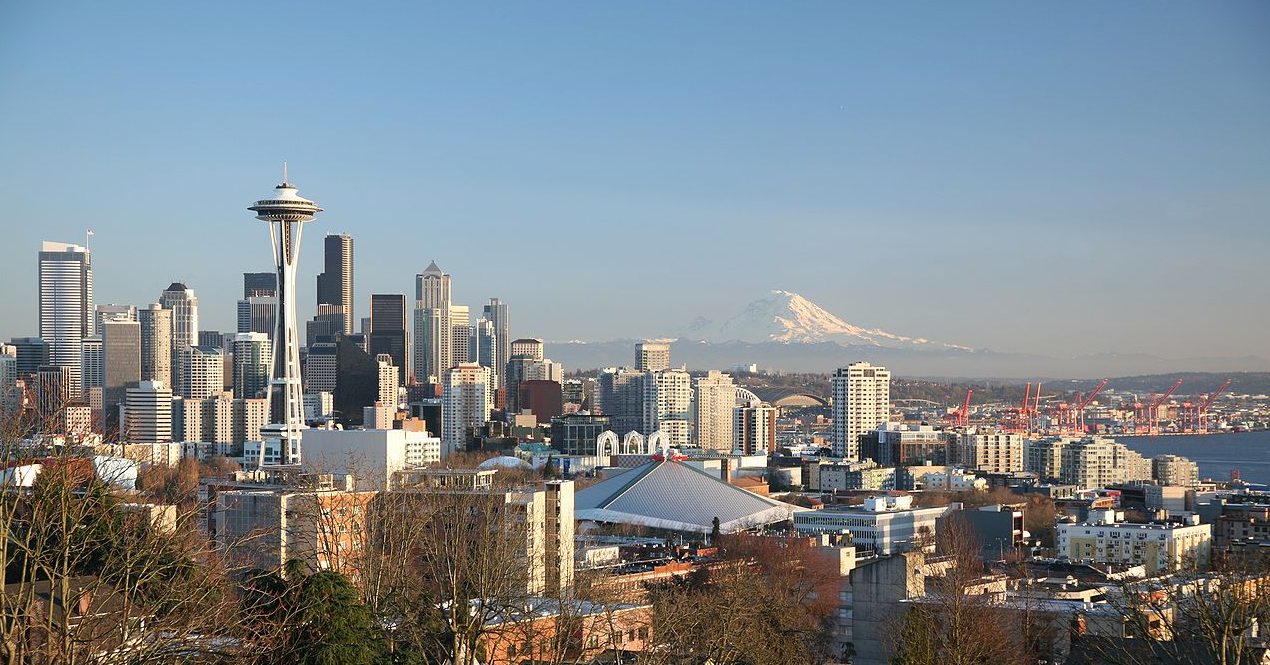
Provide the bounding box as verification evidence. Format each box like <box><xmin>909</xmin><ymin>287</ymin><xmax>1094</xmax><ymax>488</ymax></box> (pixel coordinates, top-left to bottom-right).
<box><xmin>1196</xmin><ymin>378</ymin><xmax>1232</xmax><ymax>433</ymax></box>
<box><xmin>1138</xmin><ymin>379</ymin><xmax>1182</xmax><ymax>434</ymax></box>
<box><xmin>1074</xmin><ymin>378</ymin><xmax>1109</xmax><ymax>434</ymax></box>
<box><xmin>1006</xmin><ymin>383</ymin><xmax>1032</xmax><ymax>434</ymax></box>
<box><xmin>953</xmin><ymin>388</ymin><xmax>973</xmax><ymax>427</ymax></box>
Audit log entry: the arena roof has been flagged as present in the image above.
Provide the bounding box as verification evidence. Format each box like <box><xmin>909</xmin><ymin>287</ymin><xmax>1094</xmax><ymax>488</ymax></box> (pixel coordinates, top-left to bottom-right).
<box><xmin>749</xmin><ymin>387</ymin><xmax>828</xmax><ymax>408</ymax></box>
<box><xmin>575</xmin><ymin>460</ymin><xmax>799</xmax><ymax>534</ymax></box>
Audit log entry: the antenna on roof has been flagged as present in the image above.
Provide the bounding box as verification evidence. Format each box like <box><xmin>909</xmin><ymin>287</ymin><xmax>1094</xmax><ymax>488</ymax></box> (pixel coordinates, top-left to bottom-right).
<box><xmin>282</xmin><ymin>161</ymin><xmax>289</xmax><ymax>186</ymax></box>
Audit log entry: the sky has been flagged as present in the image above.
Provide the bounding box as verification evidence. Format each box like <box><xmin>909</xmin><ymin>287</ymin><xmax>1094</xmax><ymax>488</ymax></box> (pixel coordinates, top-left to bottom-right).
<box><xmin>1</xmin><ymin>2</ymin><xmax>1267</xmax><ymax>359</ymax></box>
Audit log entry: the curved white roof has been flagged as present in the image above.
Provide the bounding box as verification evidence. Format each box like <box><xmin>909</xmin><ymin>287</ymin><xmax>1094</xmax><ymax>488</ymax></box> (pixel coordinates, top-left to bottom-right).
<box><xmin>478</xmin><ymin>455</ymin><xmax>530</xmax><ymax>470</ymax></box>
<box><xmin>575</xmin><ymin>460</ymin><xmax>798</xmax><ymax>534</ymax></box>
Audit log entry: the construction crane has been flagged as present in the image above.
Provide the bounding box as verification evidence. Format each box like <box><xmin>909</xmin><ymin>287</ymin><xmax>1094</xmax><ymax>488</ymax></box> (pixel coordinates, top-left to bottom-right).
<box><xmin>1137</xmin><ymin>379</ymin><xmax>1182</xmax><ymax>435</ymax></box>
<box><xmin>1195</xmin><ymin>378</ymin><xmax>1232</xmax><ymax>433</ymax></box>
<box><xmin>1074</xmin><ymin>378</ymin><xmax>1109</xmax><ymax>434</ymax></box>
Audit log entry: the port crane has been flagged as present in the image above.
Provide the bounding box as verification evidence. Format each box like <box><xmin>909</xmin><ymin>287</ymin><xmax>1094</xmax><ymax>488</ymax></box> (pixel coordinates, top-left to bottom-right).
<box><xmin>1071</xmin><ymin>378</ymin><xmax>1102</xmax><ymax>436</ymax></box>
<box><xmin>1181</xmin><ymin>378</ymin><xmax>1232</xmax><ymax>433</ymax></box>
<box><xmin>942</xmin><ymin>389</ymin><xmax>973</xmax><ymax>428</ymax></box>
<box><xmin>1135</xmin><ymin>379</ymin><xmax>1182</xmax><ymax>435</ymax></box>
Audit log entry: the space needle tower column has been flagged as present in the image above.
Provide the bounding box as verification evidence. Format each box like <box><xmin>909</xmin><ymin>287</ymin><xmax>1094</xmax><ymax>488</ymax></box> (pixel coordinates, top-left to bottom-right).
<box><xmin>249</xmin><ymin>166</ymin><xmax>322</xmax><ymax>465</ymax></box>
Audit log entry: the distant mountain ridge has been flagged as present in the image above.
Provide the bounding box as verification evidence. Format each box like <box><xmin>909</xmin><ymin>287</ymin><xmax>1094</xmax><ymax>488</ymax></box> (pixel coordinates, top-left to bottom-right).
<box><xmin>685</xmin><ymin>290</ymin><xmax>971</xmax><ymax>351</ymax></box>
<box><xmin>545</xmin><ymin>290</ymin><xmax>1269</xmax><ymax>378</ymax></box>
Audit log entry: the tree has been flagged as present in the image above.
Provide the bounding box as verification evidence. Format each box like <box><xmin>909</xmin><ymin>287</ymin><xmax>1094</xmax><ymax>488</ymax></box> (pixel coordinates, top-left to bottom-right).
<box><xmin>643</xmin><ymin>534</ymin><xmax>842</xmax><ymax>664</ymax></box>
<box><xmin>0</xmin><ymin>402</ymin><xmax>246</xmax><ymax>664</ymax></box>
<box><xmin>885</xmin><ymin>513</ymin><xmax>1028</xmax><ymax>665</ymax></box>
<box><xmin>289</xmin><ymin>570</ymin><xmax>385</xmax><ymax>665</ymax></box>
<box><xmin>710</xmin><ymin>517</ymin><xmax>721</xmax><ymax>544</ymax></box>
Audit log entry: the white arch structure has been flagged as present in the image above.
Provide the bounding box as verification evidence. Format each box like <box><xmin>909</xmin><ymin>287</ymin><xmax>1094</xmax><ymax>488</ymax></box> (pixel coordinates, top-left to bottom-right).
<box><xmin>596</xmin><ymin>430</ymin><xmax>619</xmax><ymax>463</ymax></box>
<box><xmin>647</xmin><ymin>431</ymin><xmax>671</xmax><ymax>458</ymax></box>
<box><xmin>622</xmin><ymin>431</ymin><xmax>648</xmax><ymax>455</ymax></box>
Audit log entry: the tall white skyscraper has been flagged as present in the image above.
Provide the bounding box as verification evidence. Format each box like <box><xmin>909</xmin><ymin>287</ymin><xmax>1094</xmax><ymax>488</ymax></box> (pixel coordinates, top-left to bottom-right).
<box><xmin>160</xmin><ymin>283</ymin><xmax>199</xmax><ymax>381</ymax></box>
<box><xmin>376</xmin><ymin>353</ymin><xmax>400</xmax><ymax>408</ymax></box>
<box><xmin>693</xmin><ymin>370</ymin><xmax>736</xmax><ymax>452</ymax></box>
<box><xmin>123</xmin><ymin>380</ymin><xmax>173</xmax><ymax>443</ymax></box>
<box><xmin>831</xmin><ymin>362</ymin><xmax>891</xmax><ymax>460</ymax></box>
<box><xmin>80</xmin><ymin>337</ymin><xmax>104</xmax><ymax>392</ymax></box>
<box><xmin>449</xmin><ymin>305</ymin><xmax>470</xmax><ymax>366</ymax></box>
<box><xmin>443</xmin><ymin>363</ymin><xmax>491</xmax><ymax>457</ymax></box>
<box><xmin>413</xmin><ymin>261</ymin><xmax>452</xmax><ymax>382</ymax></box>
<box><xmin>249</xmin><ymin>170</ymin><xmax>323</xmax><ymax>465</ymax></box>
<box><xmin>642</xmin><ymin>369</ymin><xmax>693</xmax><ymax>448</ymax></box>
<box><xmin>635</xmin><ymin>341</ymin><xmax>671</xmax><ymax>372</ymax></box>
<box><xmin>176</xmin><ymin>346</ymin><xmax>223</xmax><ymax>401</ymax></box>
<box><xmin>38</xmin><ymin>241</ymin><xmax>93</xmax><ymax>398</ymax></box>
<box><xmin>139</xmin><ymin>304</ymin><xmax>172</xmax><ymax>388</ymax></box>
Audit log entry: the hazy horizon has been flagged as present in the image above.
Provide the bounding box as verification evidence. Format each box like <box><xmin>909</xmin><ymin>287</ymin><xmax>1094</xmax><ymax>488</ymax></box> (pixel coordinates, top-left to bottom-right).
<box><xmin>2</xmin><ymin>2</ymin><xmax>1267</xmax><ymax>360</ymax></box>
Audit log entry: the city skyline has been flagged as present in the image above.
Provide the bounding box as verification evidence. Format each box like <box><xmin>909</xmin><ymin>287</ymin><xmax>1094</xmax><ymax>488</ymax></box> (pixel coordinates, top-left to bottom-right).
<box><xmin>2</xmin><ymin>3</ymin><xmax>1268</xmax><ymax>360</ymax></box>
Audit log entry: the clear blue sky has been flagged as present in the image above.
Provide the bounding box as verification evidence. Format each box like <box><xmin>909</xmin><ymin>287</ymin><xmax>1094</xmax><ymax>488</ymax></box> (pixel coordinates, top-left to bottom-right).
<box><xmin>1</xmin><ymin>2</ymin><xmax>1267</xmax><ymax>358</ymax></box>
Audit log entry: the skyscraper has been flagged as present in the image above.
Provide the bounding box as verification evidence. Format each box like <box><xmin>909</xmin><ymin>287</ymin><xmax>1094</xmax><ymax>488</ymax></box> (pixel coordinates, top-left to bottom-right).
<box><xmin>238</xmin><ymin>296</ymin><xmax>277</xmax><ymax>337</ymax></box>
<box><xmin>176</xmin><ymin>346</ymin><xmax>223</xmax><ymax>401</ymax></box>
<box><xmin>160</xmin><ymin>282</ymin><xmax>199</xmax><ymax>360</ymax></box>
<box><xmin>375</xmin><ymin>353</ymin><xmax>400</xmax><ymax>408</ymax></box>
<box><xmin>370</xmin><ymin>294</ymin><xmax>408</xmax><ymax>385</ymax></box>
<box><xmin>80</xmin><ymin>337</ymin><xmax>104</xmax><ymax>393</ymax></box>
<box><xmin>443</xmin><ymin>363</ymin><xmax>491</xmax><ymax>457</ymax></box>
<box><xmin>305</xmin><ymin>303</ymin><xmax>345</xmax><ymax>347</ymax></box>
<box><xmin>38</xmin><ymin>241</ymin><xmax>92</xmax><ymax>397</ymax></box>
<box><xmin>596</xmin><ymin>367</ymin><xmax>644</xmax><ymax>434</ymax></box>
<box><xmin>413</xmin><ymin>307</ymin><xmax>446</xmax><ymax>384</ymax></box>
<box><xmin>233</xmin><ymin>332</ymin><xmax>273</xmax><ymax>400</ymax></box>
<box><xmin>0</xmin><ymin>347</ymin><xmax>18</xmax><ymax>417</ymax></box>
<box><xmin>482</xmin><ymin>298</ymin><xmax>510</xmax><ymax>389</ymax></box>
<box><xmin>139</xmin><ymin>304</ymin><xmax>172</xmax><ymax>388</ymax></box>
<box><xmin>449</xmin><ymin>305</ymin><xmax>470</xmax><ymax>366</ymax></box>
<box><xmin>102</xmin><ymin>319</ymin><xmax>141</xmax><ymax>427</ymax></box>
<box><xmin>95</xmin><ymin>304</ymin><xmax>136</xmax><ymax>331</ymax></box>
<box><xmin>316</xmin><ymin>233</ymin><xmax>354</xmax><ymax>335</ymax></box>
<box><xmin>243</xmin><ymin>272</ymin><xmax>277</xmax><ymax>298</ymax></box>
<box><xmin>471</xmin><ymin>318</ymin><xmax>499</xmax><ymax>391</ymax></box>
<box><xmin>10</xmin><ymin>337</ymin><xmax>48</xmax><ymax>382</ymax></box>
<box><xmin>510</xmin><ymin>338</ymin><xmax>545</xmax><ymax>361</ymax></box>
<box><xmin>734</xmin><ymin>400</ymin><xmax>776</xmax><ymax>455</ymax></box>
<box><xmin>635</xmin><ymin>341</ymin><xmax>671</xmax><ymax>372</ymax></box>
<box><xmin>36</xmin><ymin>365</ymin><xmax>73</xmax><ymax>419</ymax></box>
<box><xmin>831</xmin><ymin>362</ymin><xmax>892</xmax><ymax>460</ymax></box>
<box><xmin>693</xmin><ymin>370</ymin><xmax>735</xmax><ymax>452</ymax></box>
<box><xmin>249</xmin><ymin>170</ymin><xmax>323</xmax><ymax>465</ymax></box>
<box><xmin>413</xmin><ymin>262</ymin><xmax>451</xmax><ymax>382</ymax></box>
<box><xmin>642</xmin><ymin>369</ymin><xmax>693</xmax><ymax>448</ymax></box>
<box><xmin>123</xmin><ymin>380</ymin><xmax>173</xmax><ymax>443</ymax></box>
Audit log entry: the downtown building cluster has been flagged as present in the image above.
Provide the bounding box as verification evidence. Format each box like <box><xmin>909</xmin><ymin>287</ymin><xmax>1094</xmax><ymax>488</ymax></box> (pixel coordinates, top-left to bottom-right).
<box><xmin>5</xmin><ymin>177</ymin><xmax>1269</xmax><ymax>665</ymax></box>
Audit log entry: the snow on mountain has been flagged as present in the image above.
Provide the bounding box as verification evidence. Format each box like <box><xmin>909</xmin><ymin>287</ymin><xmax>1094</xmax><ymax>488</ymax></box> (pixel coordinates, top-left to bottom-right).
<box><xmin>693</xmin><ymin>290</ymin><xmax>971</xmax><ymax>351</ymax></box>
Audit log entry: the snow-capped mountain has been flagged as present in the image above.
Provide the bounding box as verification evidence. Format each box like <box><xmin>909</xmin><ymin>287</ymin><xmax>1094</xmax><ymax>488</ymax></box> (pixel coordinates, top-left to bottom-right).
<box><xmin>689</xmin><ymin>290</ymin><xmax>971</xmax><ymax>351</ymax></box>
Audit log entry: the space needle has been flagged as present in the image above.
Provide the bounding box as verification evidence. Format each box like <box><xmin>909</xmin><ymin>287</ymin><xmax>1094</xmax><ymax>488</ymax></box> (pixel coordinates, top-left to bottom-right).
<box><xmin>249</xmin><ymin>165</ymin><xmax>322</xmax><ymax>465</ymax></box>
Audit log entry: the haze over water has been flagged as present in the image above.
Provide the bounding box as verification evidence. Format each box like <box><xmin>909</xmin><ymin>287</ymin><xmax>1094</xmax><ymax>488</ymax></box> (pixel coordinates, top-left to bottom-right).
<box><xmin>1119</xmin><ymin>431</ymin><xmax>1270</xmax><ymax>486</ymax></box>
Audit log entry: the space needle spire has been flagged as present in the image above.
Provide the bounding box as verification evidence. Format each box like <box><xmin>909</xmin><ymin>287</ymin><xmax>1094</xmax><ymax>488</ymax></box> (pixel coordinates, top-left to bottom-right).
<box><xmin>248</xmin><ymin>167</ymin><xmax>323</xmax><ymax>465</ymax></box>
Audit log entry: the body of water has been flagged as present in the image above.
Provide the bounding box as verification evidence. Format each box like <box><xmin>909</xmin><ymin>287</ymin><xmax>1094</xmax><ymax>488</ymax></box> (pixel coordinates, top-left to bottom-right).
<box><xmin>1117</xmin><ymin>430</ymin><xmax>1270</xmax><ymax>487</ymax></box>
